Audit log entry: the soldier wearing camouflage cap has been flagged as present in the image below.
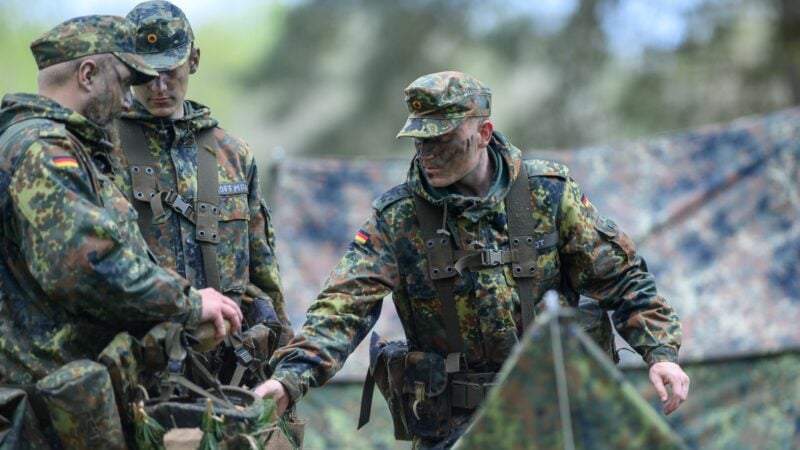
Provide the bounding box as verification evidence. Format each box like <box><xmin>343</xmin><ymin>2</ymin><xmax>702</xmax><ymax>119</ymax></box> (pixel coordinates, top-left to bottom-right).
<box><xmin>0</xmin><ymin>14</ymin><xmax>242</xmax><ymax>447</ymax></box>
<box><xmin>110</xmin><ymin>0</ymin><xmax>293</xmax><ymax>391</ymax></box>
<box><xmin>257</xmin><ymin>71</ymin><xmax>690</xmax><ymax>448</ymax></box>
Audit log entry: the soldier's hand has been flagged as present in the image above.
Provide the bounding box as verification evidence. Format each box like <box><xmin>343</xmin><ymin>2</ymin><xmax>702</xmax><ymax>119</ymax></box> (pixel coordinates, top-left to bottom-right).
<box><xmin>649</xmin><ymin>361</ymin><xmax>690</xmax><ymax>415</ymax></box>
<box><xmin>199</xmin><ymin>288</ymin><xmax>243</xmax><ymax>338</ymax></box>
<box><xmin>253</xmin><ymin>379</ymin><xmax>290</xmax><ymax>416</ymax></box>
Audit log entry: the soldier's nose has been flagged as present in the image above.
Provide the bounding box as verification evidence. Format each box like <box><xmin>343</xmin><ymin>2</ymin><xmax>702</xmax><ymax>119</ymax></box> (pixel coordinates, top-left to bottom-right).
<box><xmin>121</xmin><ymin>91</ymin><xmax>134</xmax><ymax>111</ymax></box>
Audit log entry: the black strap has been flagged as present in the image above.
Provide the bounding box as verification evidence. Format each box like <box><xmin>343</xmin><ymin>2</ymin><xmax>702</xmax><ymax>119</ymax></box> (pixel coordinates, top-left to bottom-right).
<box><xmin>413</xmin><ymin>194</ymin><xmax>464</xmax><ymax>373</ymax></box>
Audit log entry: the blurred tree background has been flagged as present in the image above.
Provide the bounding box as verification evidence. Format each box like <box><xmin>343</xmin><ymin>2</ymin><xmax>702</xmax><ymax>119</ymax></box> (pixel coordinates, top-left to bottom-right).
<box><xmin>2</xmin><ymin>0</ymin><xmax>799</xmax><ymax>163</ymax></box>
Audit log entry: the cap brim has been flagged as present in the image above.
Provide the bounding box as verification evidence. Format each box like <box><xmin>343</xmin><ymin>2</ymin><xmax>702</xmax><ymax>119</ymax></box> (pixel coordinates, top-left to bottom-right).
<box><xmin>138</xmin><ymin>42</ymin><xmax>192</xmax><ymax>72</ymax></box>
<box><xmin>396</xmin><ymin>117</ymin><xmax>462</xmax><ymax>139</ymax></box>
<box><xmin>114</xmin><ymin>52</ymin><xmax>158</xmax><ymax>85</ymax></box>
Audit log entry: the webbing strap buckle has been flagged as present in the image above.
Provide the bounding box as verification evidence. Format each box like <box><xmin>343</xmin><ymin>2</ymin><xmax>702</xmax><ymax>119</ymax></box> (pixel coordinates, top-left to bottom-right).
<box><xmin>166</xmin><ymin>191</ymin><xmax>193</xmax><ymax>217</ymax></box>
<box><xmin>481</xmin><ymin>249</ymin><xmax>503</xmax><ymax>266</ymax></box>
<box><xmin>234</xmin><ymin>346</ymin><xmax>254</xmax><ymax>367</ymax></box>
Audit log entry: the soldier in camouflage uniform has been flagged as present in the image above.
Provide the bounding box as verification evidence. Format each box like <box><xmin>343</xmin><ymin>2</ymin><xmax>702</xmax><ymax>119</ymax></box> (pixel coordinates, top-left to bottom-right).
<box><xmin>256</xmin><ymin>71</ymin><xmax>690</xmax><ymax>448</ymax></box>
<box><xmin>109</xmin><ymin>1</ymin><xmax>292</xmax><ymax>386</ymax></box>
<box><xmin>0</xmin><ymin>15</ymin><xmax>242</xmax><ymax>447</ymax></box>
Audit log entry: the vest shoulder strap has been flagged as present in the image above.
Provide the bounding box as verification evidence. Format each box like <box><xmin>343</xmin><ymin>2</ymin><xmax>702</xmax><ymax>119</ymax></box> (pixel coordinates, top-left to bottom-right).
<box><xmin>116</xmin><ymin>119</ymin><xmax>222</xmax><ymax>290</ymax></box>
<box><xmin>194</xmin><ymin>128</ymin><xmax>221</xmax><ymax>290</ymax></box>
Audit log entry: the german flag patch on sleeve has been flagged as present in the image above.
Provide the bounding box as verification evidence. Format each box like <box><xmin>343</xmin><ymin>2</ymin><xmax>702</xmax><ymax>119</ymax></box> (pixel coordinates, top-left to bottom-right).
<box><xmin>51</xmin><ymin>155</ymin><xmax>79</xmax><ymax>169</ymax></box>
<box><xmin>581</xmin><ymin>193</ymin><xmax>591</xmax><ymax>208</ymax></box>
<box><xmin>354</xmin><ymin>229</ymin><xmax>370</xmax><ymax>245</ymax></box>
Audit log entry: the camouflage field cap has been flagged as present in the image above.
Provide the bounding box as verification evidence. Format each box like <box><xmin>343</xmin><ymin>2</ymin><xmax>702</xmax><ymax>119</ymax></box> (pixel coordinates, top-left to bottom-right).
<box><xmin>397</xmin><ymin>71</ymin><xmax>492</xmax><ymax>138</ymax></box>
<box><xmin>127</xmin><ymin>0</ymin><xmax>195</xmax><ymax>71</ymax></box>
<box><xmin>30</xmin><ymin>15</ymin><xmax>158</xmax><ymax>85</ymax></box>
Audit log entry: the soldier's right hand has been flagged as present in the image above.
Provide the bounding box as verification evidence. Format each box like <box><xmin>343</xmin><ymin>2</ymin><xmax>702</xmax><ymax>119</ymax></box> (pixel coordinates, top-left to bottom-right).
<box><xmin>253</xmin><ymin>379</ymin><xmax>290</xmax><ymax>416</ymax></box>
<box><xmin>198</xmin><ymin>288</ymin><xmax>243</xmax><ymax>338</ymax></box>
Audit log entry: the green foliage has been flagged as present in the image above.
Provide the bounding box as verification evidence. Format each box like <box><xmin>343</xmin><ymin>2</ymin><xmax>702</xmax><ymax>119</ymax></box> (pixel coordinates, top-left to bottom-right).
<box><xmin>133</xmin><ymin>401</ymin><xmax>167</xmax><ymax>450</ymax></box>
<box><xmin>199</xmin><ymin>399</ymin><xmax>225</xmax><ymax>450</ymax></box>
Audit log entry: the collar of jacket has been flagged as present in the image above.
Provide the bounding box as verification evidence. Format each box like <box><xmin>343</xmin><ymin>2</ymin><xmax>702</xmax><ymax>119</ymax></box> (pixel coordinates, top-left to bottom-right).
<box><xmin>122</xmin><ymin>98</ymin><xmax>218</xmax><ymax>134</ymax></box>
<box><xmin>0</xmin><ymin>92</ymin><xmax>114</xmax><ymax>152</ymax></box>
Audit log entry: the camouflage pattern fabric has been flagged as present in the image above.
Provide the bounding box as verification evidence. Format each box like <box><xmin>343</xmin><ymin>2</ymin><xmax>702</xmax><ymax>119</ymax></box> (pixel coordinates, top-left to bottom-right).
<box><xmin>0</xmin><ymin>93</ymin><xmax>202</xmax><ymax>385</ymax></box>
<box><xmin>127</xmin><ymin>0</ymin><xmax>195</xmax><ymax>71</ymax></box>
<box><xmin>625</xmin><ymin>351</ymin><xmax>800</xmax><ymax>450</ymax></box>
<box><xmin>397</xmin><ymin>71</ymin><xmax>492</xmax><ymax>138</ymax></box>
<box><xmin>452</xmin><ymin>307</ymin><xmax>687</xmax><ymax>450</ymax></box>
<box><xmin>35</xmin><ymin>360</ymin><xmax>126</xmax><ymax>449</ymax></box>
<box><xmin>270</xmin><ymin>130</ymin><xmax>681</xmax><ymax>444</ymax></box>
<box><xmin>268</xmin><ymin>107</ymin><xmax>800</xmax><ymax>449</ymax></box>
<box><xmin>112</xmin><ymin>100</ymin><xmax>292</xmax><ymax>339</ymax></box>
<box><xmin>0</xmin><ymin>387</ymin><xmax>50</xmax><ymax>449</ymax></box>
<box><xmin>29</xmin><ymin>15</ymin><xmax>156</xmax><ymax>84</ymax></box>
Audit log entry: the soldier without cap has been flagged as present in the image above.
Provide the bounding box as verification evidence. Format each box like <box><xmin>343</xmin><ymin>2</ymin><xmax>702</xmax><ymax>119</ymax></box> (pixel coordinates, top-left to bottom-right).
<box><xmin>256</xmin><ymin>71</ymin><xmax>690</xmax><ymax>449</ymax></box>
<box><xmin>0</xmin><ymin>15</ymin><xmax>241</xmax><ymax>447</ymax></box>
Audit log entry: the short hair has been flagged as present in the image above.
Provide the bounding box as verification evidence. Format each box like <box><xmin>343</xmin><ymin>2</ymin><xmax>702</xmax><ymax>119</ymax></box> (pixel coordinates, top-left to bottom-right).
<box><xmin>37</xmin><ymin>53</ymin><xmax>116</xmax><ymax>90</ymax></box>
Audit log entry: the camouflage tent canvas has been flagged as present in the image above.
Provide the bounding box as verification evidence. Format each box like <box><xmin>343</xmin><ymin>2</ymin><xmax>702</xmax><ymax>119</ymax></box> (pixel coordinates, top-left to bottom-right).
<box><xmin>269</xmin><ymin>108</ymin><xmax>800</xmax><ymax>448</ymax></box>
<box><xmin>453</xmin><ymin>305</ymin><xmax>687</xmax><ymax>450</ymax></box>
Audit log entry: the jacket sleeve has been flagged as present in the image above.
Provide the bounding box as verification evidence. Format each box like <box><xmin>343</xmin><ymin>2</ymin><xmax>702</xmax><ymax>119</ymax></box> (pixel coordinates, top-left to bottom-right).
<box><xmin>10</xmin><ymin>137</ymin><xmax>202</xmax><ymax>330</ymax></box>
<box><xmin>244</xmin><ymin>159</ymin><xmax>293</xmax><ymax>340</ymax></box>
<box><xmin>270</xmin><ymin>211</ymin><xmax>398</xmax><ymax>403</ymax></box>
<box><xmin>558</xmin><ymin>177</ymin><xmax>681</xmax><ymax>365</ymax></box>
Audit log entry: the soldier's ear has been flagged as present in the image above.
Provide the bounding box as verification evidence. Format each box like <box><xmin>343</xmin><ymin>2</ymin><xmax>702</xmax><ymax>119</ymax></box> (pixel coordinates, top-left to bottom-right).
<box><xmin>477</xmin><ymin>119</ymin><xmax>494</xmax><ymax>148</ymax></box>
<box><xmin>77</xmin><ymin>58</ymin><xmax>98</xmax><ymax>92</ymax></box>
<box><xmin>189</xmin><ymin>47</ymin><xmax>200</xmax><ymax>74</ymax></box>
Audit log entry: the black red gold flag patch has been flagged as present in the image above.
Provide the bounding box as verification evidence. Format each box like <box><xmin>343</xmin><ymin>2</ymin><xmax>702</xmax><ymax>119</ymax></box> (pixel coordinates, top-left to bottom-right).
<box><xmin>355</xmin><ymin>230</ymin><xmax>370</xmax><ymax>245</ymax></box>
<box><xmin>52</xmin><ymin>156</ymin><xmax>79</xmax><ymax>169</ymax></box>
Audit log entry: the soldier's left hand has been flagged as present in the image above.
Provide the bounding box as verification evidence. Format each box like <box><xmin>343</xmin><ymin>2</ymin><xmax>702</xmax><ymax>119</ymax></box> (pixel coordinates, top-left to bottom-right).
<box><xmin>649</xmin><ymin>361</ymin><xmax>690</xmax><ymax>415</ymax></box>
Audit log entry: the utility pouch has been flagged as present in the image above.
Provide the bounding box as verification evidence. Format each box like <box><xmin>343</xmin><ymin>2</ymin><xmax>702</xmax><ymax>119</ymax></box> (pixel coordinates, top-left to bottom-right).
<box><xmin>35</xmin><ymin>360</ymin><xmax>126</xmax><ymax>449</ymax></box>
<box><xmin>242</xmin><ymin>284</ymin><xmax>283</xmax><ymax>359</ymax></box>
<box><xmin>243</xmin><ymin>290</ymin><xmax>283</xmax><ymax>360</ymax></box>
<box><xmin>240</xmin><ymin>323</ymin><xmax>275</xmax><ymax>382</ymax></box>
<box><xmin>0</xmin><ymin>386</ymin><xmax>49</xmax><ymax>449</ymax></box>
<box><xmin>359</xmin><ymin>332</ymin><xmax>411</xmax><ymax>440</ymax></box>
<box><xmin>402</xmin><ymin>351</ymin><xmax>451</xmax><ymax>439</ymax></box>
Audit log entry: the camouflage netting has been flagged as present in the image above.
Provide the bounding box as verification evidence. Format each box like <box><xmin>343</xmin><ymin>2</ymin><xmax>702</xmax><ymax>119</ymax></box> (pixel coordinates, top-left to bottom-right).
<box><xmin>269</xmin><ymin>108</ymin><xmax>800</xmax><ymax>448</ymax></box>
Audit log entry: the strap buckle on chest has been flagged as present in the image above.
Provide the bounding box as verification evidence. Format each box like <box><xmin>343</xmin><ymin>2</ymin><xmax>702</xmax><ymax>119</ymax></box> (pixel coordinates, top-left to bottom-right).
<box><xmin>481</xmin><ymin>249</ymin><xmax>504</xmax><ymax>266</ymax></box>
<box><xmin>166</xmin><ymin>191</ymin><xmax>193</xmax><ymax>217</ymax></box>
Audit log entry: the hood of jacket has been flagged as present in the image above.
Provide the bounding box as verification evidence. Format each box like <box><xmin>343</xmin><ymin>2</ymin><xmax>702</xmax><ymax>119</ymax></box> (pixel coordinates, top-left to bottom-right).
<box><xmin>0</xmin><ymin>93</ymin><xmax>113</xmax><ymax>152</ymax></box>
<box><xmin>407</xmin><ymin>130</ymin><xmax>524</xmax><ymax>223</ymax></box>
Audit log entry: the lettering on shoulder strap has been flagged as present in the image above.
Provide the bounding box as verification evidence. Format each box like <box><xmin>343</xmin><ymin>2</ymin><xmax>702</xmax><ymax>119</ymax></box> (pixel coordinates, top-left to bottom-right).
<box><xmin>219</xmin><ymin>182</ymin><xmax>248</xmax><ymax>196</ymax></box>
